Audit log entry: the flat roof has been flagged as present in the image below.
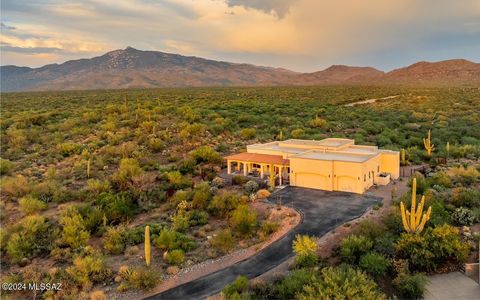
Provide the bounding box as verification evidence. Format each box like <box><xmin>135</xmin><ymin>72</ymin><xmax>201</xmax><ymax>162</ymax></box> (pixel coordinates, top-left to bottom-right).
<box><xmin>291</xmin><ymin>150</ymin><xmax>378</xmax><ymax>163</ymax></box>
<box><xmin>224</xmin><ymin>152</ymin><xmax>290</xmax><ymax>165</ymax></box>
<box><xmin>279</xmin><ymin>138</ymin><xmax>353</xmax><ymax>148</ymax></box>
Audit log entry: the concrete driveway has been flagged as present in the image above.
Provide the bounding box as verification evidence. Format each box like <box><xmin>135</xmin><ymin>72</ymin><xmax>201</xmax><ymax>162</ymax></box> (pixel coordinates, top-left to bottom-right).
<box><xmin>145</xmin><ymin>186</ymin><xmax>381</xmax><ymax>300</ymax></box>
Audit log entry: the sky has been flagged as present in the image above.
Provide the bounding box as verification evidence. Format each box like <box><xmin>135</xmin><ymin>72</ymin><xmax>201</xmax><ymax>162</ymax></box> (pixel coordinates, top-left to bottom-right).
<box><xmin>1</xmin><ymin>0</ymin><xmax>479</xmax><ymax>72</ymax></box>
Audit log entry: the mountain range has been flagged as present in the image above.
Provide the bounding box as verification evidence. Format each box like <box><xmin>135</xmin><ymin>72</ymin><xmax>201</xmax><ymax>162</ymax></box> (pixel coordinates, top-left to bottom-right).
<box><xmin>1</xmin><ymin>47</ymin><xmax>479</xmax><ymax>92</ymax></box>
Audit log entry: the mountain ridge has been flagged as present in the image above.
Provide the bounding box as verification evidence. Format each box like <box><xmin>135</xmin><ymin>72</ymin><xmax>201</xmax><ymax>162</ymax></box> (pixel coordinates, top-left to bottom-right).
<box><xmin>1</xmin><ymin>47</ymin><xmax>479</xmax><ymax>92</ymax></box>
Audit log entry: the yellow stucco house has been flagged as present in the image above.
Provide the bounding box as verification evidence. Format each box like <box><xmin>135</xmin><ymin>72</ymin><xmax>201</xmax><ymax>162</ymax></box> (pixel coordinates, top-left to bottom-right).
<box><xmin>225</xmin><ymin>138</ymin><xmax>399</xmax><ymax>194</ymax></box>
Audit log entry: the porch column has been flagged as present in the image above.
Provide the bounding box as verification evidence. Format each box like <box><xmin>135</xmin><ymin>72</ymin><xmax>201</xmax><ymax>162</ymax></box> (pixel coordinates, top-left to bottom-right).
<box><xmin>236</xmin><ymin>161</ymin><xmax>240</xmax><ymax>171</ymax></box>
<box><xmin>279</xmin><ymin>166</ymin><xmax>283</xmax><ymax>185</ymax></box>
<box><xmin>243</xmin><ymin>162</ymin><xmax>247</xmax><ymax>176</ymax></box>
<box><xmin>260</xmin><ymin>164</ymin><xmax>264</xmax><ymax>178</ymax></box>
<box><xmin>227</xmin><ymin>160</ymin><xmax>231</xmax><ymax>174</ymax></box>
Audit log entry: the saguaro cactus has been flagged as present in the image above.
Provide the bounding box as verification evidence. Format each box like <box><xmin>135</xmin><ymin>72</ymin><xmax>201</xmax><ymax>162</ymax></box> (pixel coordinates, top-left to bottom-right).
<box><xmin>423</xmin><ymin>129</ymin><xmax>435</xmax><ymax>156</ymax></box>
<box><xmin>145</xmin><ymin>225</ymin><xmax>151</xmax><ymax>267</ymax></box>
<box><xmin>446</xmin><ymin>141</ymin><xmax>450</xmax><ymax>157</ymax></box>
<box><xmin>400</xmin><ymin>149</ymin><xmax>406</xmax><ymax>165</ymax></box>
<box><xmin>87</xmin><ymin>158</ymin><xmax>91</xmax><ymax>178</ymax></box>
<box><xmin>278</xmin><ymin>130</ymin><xmax>284</xmax><ymax>141</ymax></box>
<box><xmin>269</xmin><ymin>164</ymin><xmax>275</xmax><ymax>190</ymax></box>
<box><xmin>400</xmin><ymin>178</ymin><xmax>432</xmax><ymax>233</ymax></box>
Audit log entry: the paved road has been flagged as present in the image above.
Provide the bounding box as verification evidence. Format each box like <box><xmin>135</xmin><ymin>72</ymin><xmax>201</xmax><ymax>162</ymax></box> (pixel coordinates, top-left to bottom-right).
<box><xmin>146</xmin><ymin>187</ymin><xmax>381</xmax><ymax>300</ymax></box>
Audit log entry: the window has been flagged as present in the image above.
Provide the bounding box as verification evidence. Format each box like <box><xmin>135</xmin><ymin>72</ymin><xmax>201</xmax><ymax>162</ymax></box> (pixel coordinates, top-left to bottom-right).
<box><xmin>377</xmin><ymin>166</ymin><xmax>380</xmax><ymax>172</ymax></box>
<box><xmin>369</xmin><ymin>172</ymin><xmax>371</xmax><ymax>179</ymax></box>
<box><xmin>364</xmin><ymin>175</ymin><xmax>366</xmax><ymax>182</ymax></box>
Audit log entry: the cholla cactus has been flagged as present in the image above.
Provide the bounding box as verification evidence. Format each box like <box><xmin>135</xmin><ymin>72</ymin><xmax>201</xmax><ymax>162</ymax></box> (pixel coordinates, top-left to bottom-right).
<box><xmin>423</xmin><ymin>129</ymin><xmax>435</xmax><ymax>156</ymax></box>
<box><xmin>400</xmin><ymin>178</ymin><xmax>432</xmax><ymax>233</ymax></box>
<box><xmin>145</xmin><ymin>225</ymin><xmax>151</xmax><ymax>267</ymax></box>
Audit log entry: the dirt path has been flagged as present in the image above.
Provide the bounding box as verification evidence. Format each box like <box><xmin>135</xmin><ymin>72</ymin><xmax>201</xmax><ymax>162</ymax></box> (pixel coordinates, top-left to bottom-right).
<box><xmin>344</xmin><ymin>95</ymin><xmax>400</xmax><ymax>107</ymax></box>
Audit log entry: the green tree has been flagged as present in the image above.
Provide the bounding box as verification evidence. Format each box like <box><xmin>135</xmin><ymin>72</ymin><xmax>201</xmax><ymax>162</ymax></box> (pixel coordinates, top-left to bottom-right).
<box><xmin>229</xmin><ymin>204</ymin><xmax>257</xmax><ymax>236</ymax></box>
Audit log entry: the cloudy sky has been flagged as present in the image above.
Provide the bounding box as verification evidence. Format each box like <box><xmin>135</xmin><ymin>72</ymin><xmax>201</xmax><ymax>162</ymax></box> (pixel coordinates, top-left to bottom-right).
<box><xmin>1</xmin><ymin>0</ymin><xmax>479</xmax><ymax>72</ymax></box>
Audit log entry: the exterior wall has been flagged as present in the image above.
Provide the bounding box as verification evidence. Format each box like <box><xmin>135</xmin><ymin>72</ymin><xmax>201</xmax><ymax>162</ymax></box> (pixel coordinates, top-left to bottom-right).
<box><xmin>333</xmin><ymin>161</ymin><xmax>364</xmax><ymax>193</ymax></box>
<box><xmin>246</xmin><ymin>148</ymin><xmax>288</xmax><ymax>158</ymax></box>
<box><xmin>380</xmin><ymin>152</ymin><xmax>400</xmax><ymax>179</ymax></box>
<box><xmin>290</xmin><ymin>158</ymin><xmax>333</xmax><ymax>191</ymax></box>
<box><xmin>361</xmin><ymin>155</ymin><xmax>381</xmax><ymax>191</ymax></box>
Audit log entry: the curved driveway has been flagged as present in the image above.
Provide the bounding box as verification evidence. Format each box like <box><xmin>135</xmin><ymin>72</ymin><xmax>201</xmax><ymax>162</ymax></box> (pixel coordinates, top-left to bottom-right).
<box><xmin>146</xmin><ymin>186</ymin><xmax>382</xmax><ymax>300</ymax></box>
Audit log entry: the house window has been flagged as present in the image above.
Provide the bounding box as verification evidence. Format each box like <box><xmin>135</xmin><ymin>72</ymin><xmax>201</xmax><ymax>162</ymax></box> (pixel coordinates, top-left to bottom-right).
<box><xmin>364</xmin><ymin>175</ymin><xmax>366</xmax><ymax>182</ymax></box>
<box><xmin>369</xmin><ymin>172</ymin><xmax>371</xmax><ymax>179</ymax></box>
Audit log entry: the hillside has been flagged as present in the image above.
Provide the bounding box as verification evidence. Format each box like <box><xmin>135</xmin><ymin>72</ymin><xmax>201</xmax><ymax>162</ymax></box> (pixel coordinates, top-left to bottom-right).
<box><xmin>1</xmin><ymin>47</ymin><xmax>479</xmax><ymax>91</ymax></box>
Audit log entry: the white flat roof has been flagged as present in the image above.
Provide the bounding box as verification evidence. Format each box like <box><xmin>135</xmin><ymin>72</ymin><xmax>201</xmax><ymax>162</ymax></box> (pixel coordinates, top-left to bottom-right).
<box><xmin>291</xmin><ymin>150</ymin><xmax>378</xmax><ymax>163</ymax></box>
<box><xmin>279</xmin><ymin>138</ymin><xmax>353</xmax><ymax>148</ymax></box>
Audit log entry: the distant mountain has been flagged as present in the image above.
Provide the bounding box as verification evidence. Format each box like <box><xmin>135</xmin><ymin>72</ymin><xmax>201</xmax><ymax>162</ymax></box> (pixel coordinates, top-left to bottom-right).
<box><xmin>1</xmin><ymin>47</ymin><xmax>479</xmax><ymax>91</ymax></box>
<box><xmin>383</xmin><ymin>59</ymin><xmax>480</xmax><ymax>86</ymax></box>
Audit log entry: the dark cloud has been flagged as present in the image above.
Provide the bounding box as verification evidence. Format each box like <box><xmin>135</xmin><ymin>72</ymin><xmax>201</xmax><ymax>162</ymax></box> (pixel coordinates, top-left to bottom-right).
<box><xmin>1</xmin><ymin>43</ymin><xmax>63</xmax><ymax>54</ymax></box>
<box><xmin>1</xmin><ymin>22</ymin><xmax>16</xmax><ymax>30</ymax></box>
<box><xmin>226</xmin><ymin>0</ymin><xmax>296</xmax><ymax>18</ymax></box>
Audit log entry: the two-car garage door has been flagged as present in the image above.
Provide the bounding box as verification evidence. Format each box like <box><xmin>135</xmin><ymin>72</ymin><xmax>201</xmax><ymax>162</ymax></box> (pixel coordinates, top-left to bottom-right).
<box><xmin>294</xmin><ymin>173</ymin><xmax>358</xmax><ymax>193</ymax></box>
<box><xmin>295</xmin><ymin>173</ymin><xmax>331</xmax><ymax>190</ymax></box>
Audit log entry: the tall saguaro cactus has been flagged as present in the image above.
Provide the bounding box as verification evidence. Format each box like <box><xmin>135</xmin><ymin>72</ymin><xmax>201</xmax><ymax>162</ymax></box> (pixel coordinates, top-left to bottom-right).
<box><xmin>400</xmin><ymin>178</ymin><xmax>432</xmax><ymax>233</ymax></box>
<box><xmin>423</xmin><ymin>129</ymin><xmax>435</xmax><ymax>156</ymax></box>
<box><xmin>145</xmin><ymin>225</ymin><xmax>151</xmax><ymax>267</ymax></box>
<box><xmin>446</xmin><ymin>142</ymin><xmax>450</xmax><ymax>158</ymax></box>
<box><xmin>400</xmin><ymin>149</ymin><xmax>406</xmax><ymax>166</ymax></box>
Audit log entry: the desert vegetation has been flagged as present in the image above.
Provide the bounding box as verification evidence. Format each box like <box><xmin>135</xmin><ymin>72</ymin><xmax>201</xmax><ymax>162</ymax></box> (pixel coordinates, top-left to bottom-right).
<box><xmin>1</xmin><ymin>86</ymin><xmax>479</xmax><ymax>298</ymax></box>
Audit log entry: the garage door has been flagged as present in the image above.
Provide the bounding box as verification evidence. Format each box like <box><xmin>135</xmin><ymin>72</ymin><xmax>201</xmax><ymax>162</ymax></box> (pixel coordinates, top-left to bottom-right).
<box><xmin>337</xmin><ymin>176</ymin><xmax>357</xmax><ymax>193</ymax></box>
<box><xmin>295</xmin><ymin>173</ymin><xmax>330</xmax><ymax>190</ymax></box>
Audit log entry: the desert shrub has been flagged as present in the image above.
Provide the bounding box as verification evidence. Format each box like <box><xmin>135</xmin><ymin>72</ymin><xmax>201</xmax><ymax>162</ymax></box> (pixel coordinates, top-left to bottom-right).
<box><xmin>1</xmin><ymin>175</ymin><xmax>31</xmax><ymax>197</ymax></box>
<box><xmin>5</xmin><ymin>215</ymin><xmax>53</xmax><ymax>263</ymax></box>
<box><xmin>18</xmin><ymin>196</ymin><xmax>47</xmax><ymax>214</ymax></box>
<box><xmin>293</xmin><ymin>235</ymin><xmax>318</xmax><ymax>268</ymax></box>
<box><xmin>408</xmin><ymin>175</ymin><xmax>428</xmax><ymax>195</ymax></box>
<box><xmin>211</xmin><ymin>229</ymin><xmax>236</xmax><ymax>254</ymax></box>
<box><xmin>354</xmin><ymin>220</ymin><xmax>385</xmax><ymax>241</ymax></box>
<box><xmin>57</xmin><ymin>142</ymin><xmax>80</xmax><ymax>157</ymax></box>
<box><xmin>451</xmin><ymin>207</ymin><xmax>476</xmax><ymax>226</ymax></box>
<box><xmin>230</xmin><ymin>204</ymin><xmax>257</xmax><ymax>236</ymax></box>
<box><xmin>393</xmin><ymin>272</ymin><xmax>428</xmax><ymax>299</ymax></box>
<box><xmin>164</xmin><ymin>249</ymin><xmax>185</xmax><ymax>265</ymax></box>
<box><xmin>84</xmin><ymin>179</ymin><xmax>111</xmax><ymax>196</ymax></box>
<box><xmin>359</xmin><ymin>252</ymin><xmax>390</xmax><ymax>277</ymax></box>
<box><xmin>153</xmin><ymin>229</ymin><xmax>196</xmax><ymax>252</ymax></box>
<box><xmin>291</xmin><ymin>128</ymin><xmax>305</xmax><ymax>139</ymax></box>
<box><xmin>208</xmin><ymin>191</ymin><xmax>241</xmax><ymax>217</ymax></box>
<box><xmin>117</xmin><ymin>266</ymin><xmax>159</xmax><ymax>291</ymax></box>
<box><xmin>211</xmin><ymin>177</ymin><xmax>226</xmax><ymax>188</ymax></box>
<box><xmin>374</xmin><ymin>232</ymin><xmax>397</xmax><ymax>257</ymax></box>
<box><xmin>78</xmin><ymin>205</ymin><xmax>105</xmax><ymax>234</ymax></box>
<box><xmin>395</xmin><ymin>224</ymin><xmax>468</xmax><ymax>271</ymax></box>
<box><xmin>309</xmin><ymin>116</ymin><xmax>327</xmax><ymax>128</ymax></box>
<box><xmin>274</xmin><ymin>269</ymin><xmax>317</xmax><ymax>299</ymax></box>
<box><xmin>451</xmin><ymin>188</ymin><xmax>480</xmax><ymax>208</ymax></box>
<box><xmin>66</xmin><ymin>248</ymin><xmax>112</xmax><ymax>288</ymax></box>
<box><xmin>298</xmin><ymin>266</ymin><xmax>386</xmax><ymax>300</ymax></box>
<box><xmin>384</xmin><ymin>207</ymin><xmax>403</xmax><ymax>235</ymax></box>
<box><xmin>112</xmin><ymin>158</ymin><xmax>144</xmax><ymax>189</ymax></box>
<box><xmin>260</xmin><ymin>221</ymin><xmax>279</xmax><ymax>237</ymax></box>
<box><xmin>148</xmin><ymin>138</ymin><xmax>164</xmax><ymax>152</ymax></box>
<box><xmin>232</xmin><ymin>175</ymin><xmax>248</xmax><ymax>185</ymax></box>
<box><xmin>90</xmin><ymin>290</ymin><xmax>107</xmax><ymax>300</ymax></box>
<box><xmin>239</xmin><ymin>128</ymin><xmax>256</xmax><ymax>140</ymax></box>
<box><xmin>256</xmin><ymin>189</ymin><xmax>271</xmax><ymax>199</ymax></box>
<box><xmin>429</xmin><ymin>200</ymin><xmax>451</xmax><ymax>226</ymax></box>
<box><xmin>244</xmin><ymin>180</ymin><xmax>259</xmax><ymax>194</ymax></box>
<box><xmin>428</xmin><ymin>172</ymin><xmax>452</xmax><ymax>188</ymax></box>
<box><xmin>192</xmin><ymin>182</ymin><xmax>211</xmax><ymax>209</ymax></box>
<box><xmin>190</xmin><ymin>146</ymin><xmax>222</xmax><ymax>164</ymax></box>
<box><xmin>97</xmin><ymin>192</ymin><xmax>136</xmax><ymax>223</ymax></box>
<box><xmin>58</xmin><ymin>208</ymin><xmax>90</xmax><ymax>250</ymax></box>
<box><xmin>103</xmin><ymin>226</ymin><xmax>128</xmax><ymax>254</ymax></box>
<box><xmin>165</xmin><ymin>170</ymin><xmax>192</xmax><ymax>189</ymax></box>
<box><xmin>0</xmin><ymin>158</ymin><xmax>14</xmax><ymax>175</ymax></box>
<box><xmin>188</xmin><ymin>210</ymin><xmax>209</xmax><ymax>226</ymax></box>
<box><xmin>222</xmin><ymin>275</ymin><xmax>249</xmax><ymax>300</ymax></box>
<box><xmin>340</xmin><ymin>234</ymin><xmax>373</xmax><ymax>265</ymax></box>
